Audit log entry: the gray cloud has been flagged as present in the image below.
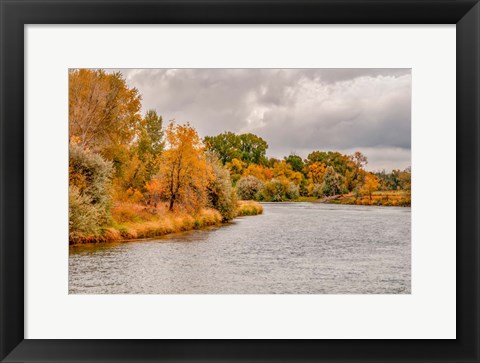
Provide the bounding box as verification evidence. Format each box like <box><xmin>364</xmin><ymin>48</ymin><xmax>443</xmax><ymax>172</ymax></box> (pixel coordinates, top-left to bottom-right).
<box><xmin>108</xmin><ymin>68</ymin><xmax>411</xmax><ymax>171</ymax></box>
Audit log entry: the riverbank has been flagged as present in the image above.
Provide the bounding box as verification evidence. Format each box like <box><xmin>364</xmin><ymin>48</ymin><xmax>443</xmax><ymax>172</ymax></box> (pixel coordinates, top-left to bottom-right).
<box><xmin>321</xmin><ymin>190</ymin><xmax>411</xmax><ymax>206</ymax></box>
<box><xmin>287</xmin><ymin>191</ymin><xmax>410</xmax><ymax>206</ymax></box>
<box><xmin>69</xmin><ymin>200</ymin><xmax>263</xmax><ymax>245</ymax></box>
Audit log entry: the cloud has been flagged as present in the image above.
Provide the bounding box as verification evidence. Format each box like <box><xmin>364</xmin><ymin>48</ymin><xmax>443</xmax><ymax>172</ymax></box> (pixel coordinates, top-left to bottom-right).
<box><xmin>107</xmin><ymin>68</ymin><xmax>411</xmax><ymax>171</ymax></box>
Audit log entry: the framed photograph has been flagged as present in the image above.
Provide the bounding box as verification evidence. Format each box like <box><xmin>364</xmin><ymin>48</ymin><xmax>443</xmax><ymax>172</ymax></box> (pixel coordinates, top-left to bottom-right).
<box><xmin>1</xmin><ymin>0</ymin><xmax>479</xmax><ymax>362</ymax></box>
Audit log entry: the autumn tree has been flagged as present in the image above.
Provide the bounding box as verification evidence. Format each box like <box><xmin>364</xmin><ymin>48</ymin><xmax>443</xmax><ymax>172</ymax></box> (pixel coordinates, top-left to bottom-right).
<box><xmin>156</xmin><ymin>122</ymin><xmax>210</xmax><ymax>212</ymax></box>
<box><xmin>306</xmin><ymin>151</ymin><xmax>353</xmax><ymax>176</ymax></box>
<box><xmin>242</xmin><ymin>163</ymin><xmax>273</xmax><ymax>181</ymax></box>
<box><xmin>362</xmin><ymin>173</ymin><xmax>380</xmax><ymax>201</ymax></box>
<box><xmin>351</xmin><ymin>151</ymin><xmax>368</xmax><ymax>169</ymax></box>
<box><xmin>69</xmin><ymin>69</ymin><xmax>142</xmax><ymax>160</ymax></box>
<box><xmin>306</xmin><ymin>162</ymin><xmax>327</xmax><ymax>184</ymax></box>
<box><xmin>225</xmin><ymin>158</ymin><xmax>245</xmax><ymax>184</ymax></box>
<box><xmin>345</xmin><ymin>151</ymin><xmax>368</xmax><ymax>191</ymax></box>
<box><xmin>272</xmin><ymin>161</ymin><xmax>303</xmax><ymax>185</ymax></box>
<box><xmin>114</xmin><ymin>153</ymin><xmax>148</xmax><ymax>202</ymax></box>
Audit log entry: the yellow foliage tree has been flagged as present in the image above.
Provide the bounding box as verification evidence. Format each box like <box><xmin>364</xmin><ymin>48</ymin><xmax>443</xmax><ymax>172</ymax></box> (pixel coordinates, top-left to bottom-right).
<box><xmin>362</xmin><ymin>173</ymin><xmax>380</xmax><ymax>201</ymax></box>
<box><xmin>272</xmin><ymin>161</ymin><xmax>302</xmax><ymax>185</ymax></box>
<box><xmin>69</xmin><ymin>69</ymin><xmax>142</xmax><ymax>160</ymax></box>
<box><xmin>156</xmin><ymin>122</ymin><xmax>211</xmax><ymax>212</ymax></box>
<box><xmin>306</xmin><ymin>162</ymin><xmax>327</xmax><ymax>184</ymax></box>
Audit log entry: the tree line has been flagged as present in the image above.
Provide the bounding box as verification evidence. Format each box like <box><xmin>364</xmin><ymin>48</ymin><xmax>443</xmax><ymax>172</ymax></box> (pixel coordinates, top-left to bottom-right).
<box><xmin>204</xmin><ymin>132</ymin><xmax>411</xmax><ymax>203</ymax></box>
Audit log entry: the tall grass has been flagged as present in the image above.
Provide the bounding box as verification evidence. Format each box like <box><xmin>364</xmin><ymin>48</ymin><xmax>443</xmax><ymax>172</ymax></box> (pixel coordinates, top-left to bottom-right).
<box><xmin>327</xmin><ymin>191</ymin><xmax>411</xmax><ymax>207</ymax></box>
<box><xmin>70</xmin><ymin>200</ymin><xmax>265</xmax><ymax>245</ymax></box>
<box><xmin>236</xmin><ymin>200</ymin><xmax>264</xmax><ymax>216</ymax></box>
<box><xmin>70</xmin><ymin>202</ymin><xmax>222</xmax><ymax>245</ymax></box>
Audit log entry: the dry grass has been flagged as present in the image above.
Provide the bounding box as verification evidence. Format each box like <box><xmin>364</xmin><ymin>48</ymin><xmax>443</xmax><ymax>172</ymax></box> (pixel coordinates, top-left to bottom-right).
<box><xmin>328</xmin><ymin>190</ymin><xmax>411</xmax><ymax>207</ymax></box>
<box><xmin>70</xmin><ymin>202</ymin><xmax>222</xmax><ymax>245</ymax></box>
<box><xmin>236</xmin><ymin>200</ymin><xmax>264</xmax><ymax>216</ymax></box>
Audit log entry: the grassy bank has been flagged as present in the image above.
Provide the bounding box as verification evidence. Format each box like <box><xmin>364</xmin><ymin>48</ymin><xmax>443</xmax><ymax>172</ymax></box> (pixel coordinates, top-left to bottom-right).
<box><xmin>265</xmin><ymin>193</ymin><xmax>410</xmax><ymax>206</ymax></box>
<box><xmin>70</xmin><ymin>200</ymin><xmax>263</xmax><ymax>245</ymax></box>
<box><xmin>324</xmin><ymin>190</ymin><xmax>411</xmax><ymax>207</ymax></box>
<box><xmin>236</xmin><ymin>200</ymin><xmax>264</xmax><ymax>216</ymax></box>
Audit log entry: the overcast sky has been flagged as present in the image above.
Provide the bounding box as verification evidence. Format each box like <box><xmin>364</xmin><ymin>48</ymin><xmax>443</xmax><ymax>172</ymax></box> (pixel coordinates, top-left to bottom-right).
<box><xmin>111</xmin><ymin>68</ymin><xmax>411</xmax><ymax>172</ymax></box>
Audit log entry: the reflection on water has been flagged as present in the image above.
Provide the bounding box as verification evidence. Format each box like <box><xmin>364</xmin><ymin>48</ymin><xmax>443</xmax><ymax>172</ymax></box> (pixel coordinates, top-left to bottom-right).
<box><xmin>69</xmin><ymin>203</ymin><xmax>411</xmax><ymax>294</ymax></box>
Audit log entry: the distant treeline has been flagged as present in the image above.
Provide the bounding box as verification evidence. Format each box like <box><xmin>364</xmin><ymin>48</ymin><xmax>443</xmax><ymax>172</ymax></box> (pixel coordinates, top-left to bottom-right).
<box><xmin>69</xmin><ymin>69</ymin><xmax>410</xmax><ymax>243</ymax></box>
<box><xmin>204</xmin><ymin>131</ymin><xmax>411</xmax><ymax>203</ymax></box>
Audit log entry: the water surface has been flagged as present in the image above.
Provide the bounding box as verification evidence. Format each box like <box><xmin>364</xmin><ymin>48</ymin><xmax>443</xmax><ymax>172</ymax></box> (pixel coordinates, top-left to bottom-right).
<box><xmin>69</xmin><ymin>203</ymin><xmax>411</xmax><ymax>294</ymax></box>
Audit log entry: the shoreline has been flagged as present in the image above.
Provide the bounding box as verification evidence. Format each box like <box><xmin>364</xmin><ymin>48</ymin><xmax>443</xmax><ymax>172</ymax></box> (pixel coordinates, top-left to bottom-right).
<box><xmin>269</xmin><ymin>191</ymin><xmax>411</xmax><ymax>207</ymax></box>
<box><xmin>260</xmin><ymin>200</ymin><xmax>411</xmax><ymax>207</ymax></box>
<box><xmin>70</xmin><ymin>223</ymin><xmax>227</xmax><ymax>247</ymax></box>
<box><xmin>69</xmin><ymin>197</ymin><xmax>409</xmax><ymax>246</ymax></box>
<box><xmin>69</xmin><ymin>200</ymin><xmax>263</xmax><ymax>246</ymax></box>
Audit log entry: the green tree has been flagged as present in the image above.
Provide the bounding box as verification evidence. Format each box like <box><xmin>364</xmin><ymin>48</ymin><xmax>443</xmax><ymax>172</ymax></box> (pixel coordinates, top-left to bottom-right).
<box><xmin>135</xmin><ymin>110</ymin><xmax>165</xmax><ymax>188</ymax></box>
<box><xmin>238</xmin><ymin>133</ymin><xmax>268</xmax><ymax>165</ymax></box>
<box><xmin>204</xmin><ymin>132</ymin><xmax>241</xmax><ymax>164</ymax></box>
<box><xmin>204</xmin><ymin>132</ymin><xmax>268</xmax><ymax>165</ymax></box>
<box><xmin>284</xmin><ymin>154</ymin><xmax>305</xmax><ymax>173</ymax></box>
<box><xmin>137</xmin><ymin>110</ymin><xmax>165</xmax><ymax>159</ymax></box>
<box><xmin>398</xmin><ymin>167</ymin><xmax>411</xmax><ymax>193</ymax></box>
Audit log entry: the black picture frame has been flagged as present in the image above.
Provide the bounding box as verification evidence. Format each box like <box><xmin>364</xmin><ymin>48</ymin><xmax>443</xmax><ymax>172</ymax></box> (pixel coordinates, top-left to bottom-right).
<box><xmin>1</xmin><ymin>0</ymin><xmax>479</xmax><ymax>362</ymax></box>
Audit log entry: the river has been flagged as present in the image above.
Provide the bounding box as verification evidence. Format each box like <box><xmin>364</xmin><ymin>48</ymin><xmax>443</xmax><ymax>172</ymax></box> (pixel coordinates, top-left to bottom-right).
<box><xmin>69</xmin><ymin>203</ymin><xmax>411</xmax><ymax>294</ymax></box>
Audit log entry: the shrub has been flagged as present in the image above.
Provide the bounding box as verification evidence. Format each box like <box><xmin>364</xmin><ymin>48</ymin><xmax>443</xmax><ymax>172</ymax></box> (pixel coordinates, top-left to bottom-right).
<box><xmin>207</xmin><ymin>157</ymin><xmax>237</xmax><ymax>221</ymax></box>
<box><xmin>259</xmin><ymin>178</ymin><xmax>285</xmax><ymax>201</ymax></box>
<box><xmin>321</xmin><ymin>166</ymin><xmax>346</xmax><ymax>196</ymax></box>
<box><xmin>259</xmin><ymin>177</ymin><xmax>300</xmax><ymax>201</ymax></box>
<box><xmin>69</xmin><ymin>144</ymin><xmax>113</xmax><ymax>242</ymax></box>
<box><xmin>236</xmin><ymin>175</ymin><xmax>264</xmax><ymax>200</ymax></box>
<box><xmin>286</xmin><ymin>182</ymin><xmax>300</xmax><ymax>200</ymax></box>
<box><xmin>236</xmin><ymin>200</ymin><xmax>264</xmax><ymax>216</ymax></box>
<box><xmin>69</xmin><ymin>185</ymin><xmax>102</xmax><ymax>241</ymax></box>
<box><xmin>311</xmin><ymin>183</ymin><xmax>324</xmax><ymax>198</ymax></box>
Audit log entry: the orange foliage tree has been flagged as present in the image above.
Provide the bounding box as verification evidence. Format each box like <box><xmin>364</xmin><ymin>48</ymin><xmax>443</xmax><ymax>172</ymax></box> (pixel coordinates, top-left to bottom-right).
<box><xmin>155</xmin><ymin>122</ymin><xmax>211</xmax><ymax>211</ymax></box>
<box><xmin>69</xmin><ymin>69</ymin><xmax>142</xmax><ymax>160</ymax></box>
<box><xmin>242</xmin><ymin>163</ymin><xmax>273</xmax><ymax>181</ymax></box>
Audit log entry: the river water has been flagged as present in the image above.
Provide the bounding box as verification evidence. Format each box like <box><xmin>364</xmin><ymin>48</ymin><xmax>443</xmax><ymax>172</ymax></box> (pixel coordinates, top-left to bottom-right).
<box><xmin>69</xmin><ymin>203</ymin><xmax>411</xmax><ymax>294</ymax></box>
